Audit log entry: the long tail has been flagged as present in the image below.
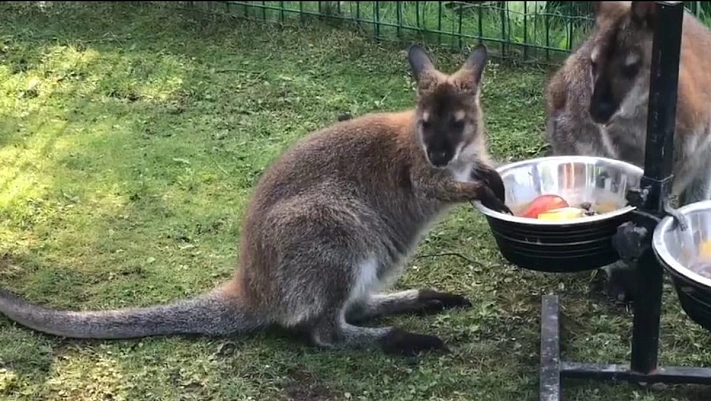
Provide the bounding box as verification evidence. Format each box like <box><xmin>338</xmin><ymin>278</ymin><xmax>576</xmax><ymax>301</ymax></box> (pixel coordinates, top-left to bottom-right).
<box><xmin>0</xmin><ymin>282</ymin><xmax>263</xmax><ymax>339</ymax></box>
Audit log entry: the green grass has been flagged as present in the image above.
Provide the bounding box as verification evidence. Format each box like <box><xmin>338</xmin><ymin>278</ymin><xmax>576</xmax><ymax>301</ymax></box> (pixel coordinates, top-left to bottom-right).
<box><xmin>189</xmin><ymin>1</ymin><xmax>711</xmax><ymax>65</ymax></box>
<box><xmin>192</xmin><ymin>0</ymin><xmax>596</xmax><ymax>64</ymax></box>
<box><xmin>1</xmin><ymin>2</ymin><xmax>711</xmax><ymax>400</ymax></box>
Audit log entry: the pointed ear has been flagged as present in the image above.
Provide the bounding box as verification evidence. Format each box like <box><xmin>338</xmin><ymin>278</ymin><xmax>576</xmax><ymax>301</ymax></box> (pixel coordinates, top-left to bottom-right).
<box><xmin>462</xmin><ymin>44</ymin><xmax>488</xmax><ymax>85</ymax></box>
<box><xmin>630</xmin><ymin>1</ymin><xmax>657</xmax><ymax>29</ymax></box>
<box><xmin>407</xmin><ymin>44</ymin><xmax>435</xmax><ymax>82</ymax></box>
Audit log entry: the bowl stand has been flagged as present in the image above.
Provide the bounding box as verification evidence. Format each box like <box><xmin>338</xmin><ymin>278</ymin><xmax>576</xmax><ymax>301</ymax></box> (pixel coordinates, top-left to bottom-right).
<box><xmin>537</xmin><ymin>2</ymin><xmax>711</xmax><ymax>400</ymax></box>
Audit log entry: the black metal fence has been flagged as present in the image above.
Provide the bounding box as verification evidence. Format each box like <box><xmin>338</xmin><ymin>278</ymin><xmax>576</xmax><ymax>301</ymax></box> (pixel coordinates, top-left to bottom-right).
<box><xmin>178</xmin><ymin>1</ymin><xmax>711</xmax><ymax>64</ymax></box>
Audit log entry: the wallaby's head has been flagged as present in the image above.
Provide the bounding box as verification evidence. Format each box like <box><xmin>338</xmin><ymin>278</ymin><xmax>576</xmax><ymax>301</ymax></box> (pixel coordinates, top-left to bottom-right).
<box><xmin>407</xmin><ymin>44</ymin><xmax>488</xmax><ymax>168</ymax></box>
<box><xmin>588</xmin><ymin>1</ymin><xmax>657</xmax><ymax>125</ymax></box>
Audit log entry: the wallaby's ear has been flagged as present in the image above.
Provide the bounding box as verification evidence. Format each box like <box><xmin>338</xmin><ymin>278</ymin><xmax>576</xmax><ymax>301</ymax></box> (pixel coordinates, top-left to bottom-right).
<box><xmin>630</xmin><ymin>1</ymin><xmax>657</xmax><ymax>29</ymax></box>
<box><xmin>407</xmin><ymin>44</ymin><xmax>435</xmax><ymax>82</ymax></box>
<box><xmin>462</xmin><ymin>44</ymin><xmax>488</xmax><ymax>85</ymax></box>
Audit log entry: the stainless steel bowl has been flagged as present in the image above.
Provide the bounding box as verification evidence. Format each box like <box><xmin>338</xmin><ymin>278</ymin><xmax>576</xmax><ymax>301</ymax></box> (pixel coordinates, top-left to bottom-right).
<box><xmin>653</xmin><ymin>200</ymin><xmax>711</xmax><ymax>331</ymax></box>
<box><xmin>473</xmin><ymin>156</ymin><xmax>644</xmax><ymax>272</ymax></box>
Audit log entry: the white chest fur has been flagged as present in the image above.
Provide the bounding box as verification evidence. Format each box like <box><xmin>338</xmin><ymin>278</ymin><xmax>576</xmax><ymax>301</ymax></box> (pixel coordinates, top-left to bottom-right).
<box><xmin>449</xmin><ymin>162</ymin><xmax>475</xmax><ymax>183</ymax></box>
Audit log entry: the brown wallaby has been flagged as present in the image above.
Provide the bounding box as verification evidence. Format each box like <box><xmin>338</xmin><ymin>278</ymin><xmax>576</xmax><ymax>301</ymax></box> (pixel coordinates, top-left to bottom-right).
<box><xmin>544</xmin><ymin>36</ymin><xmax>606</xmax><ymax>157</ymax></box>
<box><xmin>545</xmin><ymin>1</ymin><xmax>711</xmax><ymax>303</ymax></box>
<box><xmin>0</xmin><ymin>44</ymin><xmax>511</xmax><ymax>356</ymax></box>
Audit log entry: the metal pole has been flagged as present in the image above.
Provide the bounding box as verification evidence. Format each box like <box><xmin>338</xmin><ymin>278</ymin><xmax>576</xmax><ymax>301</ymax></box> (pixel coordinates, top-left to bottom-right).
<box><xmin>630</xmin><ymin>0</ymin><xmax>684</xmax><ymax>374</ymax></box>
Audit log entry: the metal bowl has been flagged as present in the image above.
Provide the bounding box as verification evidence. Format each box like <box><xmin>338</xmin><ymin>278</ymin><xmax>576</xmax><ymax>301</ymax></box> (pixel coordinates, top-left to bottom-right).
<box><xmin>473</xmin><ymin>156</ymin><xmax>643</xmax><ymax>272</ymax></box>
<box><xmin>653</xmin><ymin>200</ymin><xmax>711</xmax><ymax>332</ymax></box>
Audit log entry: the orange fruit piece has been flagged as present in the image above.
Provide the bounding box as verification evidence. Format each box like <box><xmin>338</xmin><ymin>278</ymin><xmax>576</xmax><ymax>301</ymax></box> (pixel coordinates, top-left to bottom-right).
<box><xmin>698</xmin><ymin>240</ymin><xmax>711</xmax><ymax>260</ymax></box>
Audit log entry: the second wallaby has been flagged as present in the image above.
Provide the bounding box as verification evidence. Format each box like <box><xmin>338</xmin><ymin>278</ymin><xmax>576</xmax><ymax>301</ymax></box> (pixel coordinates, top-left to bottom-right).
<box><xmin>0</xmin><ymin>44</ymin><xmax>511</xmax><ymax>356</ymax></box>
<box><xmin>547</xmin><ymin>1</ymin><xmax>711</xmax><ymax>205</ymax></box>
<box><xmin>545</xmin><ymin>1</ymin><xmax>711</xmax><ymax>303</ymax></box>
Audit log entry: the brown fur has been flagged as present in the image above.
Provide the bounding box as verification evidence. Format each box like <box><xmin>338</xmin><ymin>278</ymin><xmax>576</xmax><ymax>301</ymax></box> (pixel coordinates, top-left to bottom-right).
<box><xmin>545</xmin><ymin>1</ymin><xmax>711</xmax><ymax>206</ymax></box>
<box><xmin>0</xmin><ymin>44</ymin><xmax>510</xmax><ymax>356</ymax></box>
<box><xmin>544</xmin><ymin>37</ymin><xmax>605</xmax><ymax>157</ymax></box>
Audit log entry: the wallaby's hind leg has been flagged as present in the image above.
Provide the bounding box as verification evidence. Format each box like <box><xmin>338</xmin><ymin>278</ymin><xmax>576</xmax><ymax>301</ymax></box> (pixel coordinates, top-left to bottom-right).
<box><xmin>310</xmin><ymin>311</ymin><xmax>448</xmax><ymax>356</ymax></box>
<box><xmin>346</xmin><ymin>289</ymin><xmax>472</xmax><ymax>324</ymax></box>
<box><xmin>596</xmin><ymin>261</ymin><xmax>640</xmax><ymax>306</ymax></box>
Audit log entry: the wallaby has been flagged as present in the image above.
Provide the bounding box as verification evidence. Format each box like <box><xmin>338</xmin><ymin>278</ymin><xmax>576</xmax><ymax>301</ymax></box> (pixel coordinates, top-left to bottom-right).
<box><xmin>545</xmin><ymin>1</ymin><xmax>711</xmax><ymax>303</ymax></box>
<box><xmin>0</xmin><ymin>44</ymin><xmax>511</xmax><ymax>356</ymax></box>
<box><xmin>544</xmin><ymin>36</ymin><xmax>608</xmax><ymax>158</ymax></box>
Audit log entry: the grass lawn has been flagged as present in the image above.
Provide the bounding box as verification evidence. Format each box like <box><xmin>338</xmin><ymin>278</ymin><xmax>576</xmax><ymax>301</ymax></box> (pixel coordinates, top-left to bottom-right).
<box><xmin>1</xmin><ymin>2</ymin><xmax>711</xmax><ymax>401</ymax></box>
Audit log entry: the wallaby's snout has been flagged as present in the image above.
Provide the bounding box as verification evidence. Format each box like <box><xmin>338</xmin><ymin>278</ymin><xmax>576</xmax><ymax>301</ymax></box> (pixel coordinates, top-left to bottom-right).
<box><xmin>426</xmin><ymin>149</ymin><xmax>452</xmax><ymax>168</ymax></box>
<box><xmin>419</xmin><ymin>102</ymin><xmax>467</xmax><ymax>168</ymax></box>
<box><xmin>589</xmin><ymin>85</ymin><xmax>617</xmax><ymax>124</ymax></box>
<box><xmin>588</xmin><ymin>1</ymin><xmax>656</xmax><ymax>125</ymax></box>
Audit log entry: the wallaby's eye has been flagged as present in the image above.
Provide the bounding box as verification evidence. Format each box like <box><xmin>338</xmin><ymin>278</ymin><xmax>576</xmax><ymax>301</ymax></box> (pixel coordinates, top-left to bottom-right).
<box><xmin>590</xmin><ymin>60</ymin><xmax>598</xmax><ymax>76</ymax></box>
<box><xmin>451</xmin><ymin>119</ymin><xmax>465</xmax><ymax>131</ymax></box>
<box><xmin>622</xmin><ymin>63</ymin><xmax>639</xmax><ymax>79</ymax></box>
<box><xmin>421</xmin><ymin>120</ymin><xmax>431</xmax><ymax>129</ymax></box>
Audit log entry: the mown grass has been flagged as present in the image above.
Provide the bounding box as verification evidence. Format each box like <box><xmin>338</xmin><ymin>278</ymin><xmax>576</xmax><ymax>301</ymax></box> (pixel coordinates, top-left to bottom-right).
<box><xmin>190</xmin><ymin>0</ymin><xmax>596</xmax><ymax>64</ymax></box>
<box><xmin>192</xmin><ymin>1</ymin><xmax>711</xmax><ymax>65</ymax></box>
<box><xmin>1</xmin><ymin>2</ymin><xmax>711</xmax><ymax>401</ymax></box>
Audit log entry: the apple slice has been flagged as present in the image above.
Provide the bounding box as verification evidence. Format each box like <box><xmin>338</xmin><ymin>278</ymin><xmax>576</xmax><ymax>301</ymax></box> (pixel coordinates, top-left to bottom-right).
<box><xmin>520</xmin><ymin>194</ymin><xmax>569</xmax><ymax>218</ymax></box>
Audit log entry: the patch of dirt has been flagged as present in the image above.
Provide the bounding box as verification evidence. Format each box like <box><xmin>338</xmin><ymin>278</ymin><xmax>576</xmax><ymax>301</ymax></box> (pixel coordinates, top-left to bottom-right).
<box><xmin>281</xmin><ymin>367</ymin><xmax>340</xmax><ymax>401</ymax></box>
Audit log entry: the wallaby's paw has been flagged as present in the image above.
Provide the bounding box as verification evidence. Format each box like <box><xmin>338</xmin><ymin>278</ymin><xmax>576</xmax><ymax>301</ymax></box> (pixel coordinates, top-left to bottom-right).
<box><xmin>416</xmin><ymin>289</ymin><xmax>472</xmax><ymax>315</ymax></box>
<box><xmin>379</xmin><ymin>328</ymin><xmax>449</xmax><ymax>356</ymax></box>
<box><xmin>479</xmin><ymin>185</ymin><xmax>513</xmax><ymax>215</ymax></box>
<box><xmin>471</xmin><ymin>164</ymin><xmax>506</xmax><ymax>202</ymax></box>
<box><xmin>471</xmin><ymin>164</ymin><xmax>513</xmax><ymax>215</ymax></box>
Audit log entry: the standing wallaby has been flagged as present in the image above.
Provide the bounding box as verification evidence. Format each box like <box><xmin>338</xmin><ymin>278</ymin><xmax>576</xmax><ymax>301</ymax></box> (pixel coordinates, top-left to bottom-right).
<box><xmin>545</xmin><ymin>1</ymin><xmax>711</xmax><ymax>303</ymax></box>
<box><xmin>544</xmin><ymin>36</ymin><xmax>609</xmax><ymax>158</ymax></box>
<box><xmin>0</xmin><ymin>44</ymin><xmax>511</xmax><ymax>356</ymax></box>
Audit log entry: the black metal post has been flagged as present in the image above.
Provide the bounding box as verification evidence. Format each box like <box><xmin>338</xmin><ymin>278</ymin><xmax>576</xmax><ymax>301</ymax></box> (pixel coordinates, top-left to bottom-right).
<box><xmin>636</xmin><ymin>1</ymin><xmax>684</xmax><ymax>212</ymax></box>
<box><xmin>540</xmin><ymin>296</ymin><xmax>560</xmax><ymax>401</ymax></box>
<box><xmin>630</xmin><ymin>0</ymin><xmax>684</xmax><ymax>375</ymax></box>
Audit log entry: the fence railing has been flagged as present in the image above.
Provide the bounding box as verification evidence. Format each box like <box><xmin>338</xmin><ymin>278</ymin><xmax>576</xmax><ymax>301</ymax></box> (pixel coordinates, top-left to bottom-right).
<box><xmin>180</xmin><ymin>1</ymin><xmax>711</xmax><ymax>64</ymax></box>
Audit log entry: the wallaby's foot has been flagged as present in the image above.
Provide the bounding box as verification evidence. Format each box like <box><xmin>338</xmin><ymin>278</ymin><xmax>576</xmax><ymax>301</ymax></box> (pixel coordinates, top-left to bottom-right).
<box><xmin>337</xmin><ymin>112</ymin><xmax>352</xmax><ymax>122</ymax></box>
<box><xmin>414</xmin><ymin>289</ymin><xmax>472</xmax><ymax>315</ymax></box>
<box><xmin>346</xmin><ymin>289</ymin><xmax>472</xmax><ymax>323</ymax></box>
<box><xmin>310</xmin><ymin>317</ymin><xmax>448</xmax><ymax>357</ymax></box>
<box><xmin>378</xmin><ymin>328</ymin><xmax>449</xmax><ymax>356</ymax></box>
<box><xmin>593</xmin><ymin>262</ymin><xmax>639</xmax><ymax>306</ymax></box>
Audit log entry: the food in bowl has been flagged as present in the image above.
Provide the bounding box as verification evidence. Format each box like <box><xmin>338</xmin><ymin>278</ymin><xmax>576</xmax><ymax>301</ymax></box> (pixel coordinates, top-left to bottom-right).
<box><xmin>516</xmin><ymin>194</ymin><xmax>606</xmax><ymax>221</ymax></box>
<box><xmin>519</xmin><ymin>194</ymin><xmax>569</xmax><ymax>218</ymax></box>
<box><xmin>537</xmin><ymin>207</ymin><xmax>586</xmax><ymax>221</ymax></box>
<box><xmin>686</xmin><ymin>240</ymin><xmax>711</xmax><ymax>279</ymax></box>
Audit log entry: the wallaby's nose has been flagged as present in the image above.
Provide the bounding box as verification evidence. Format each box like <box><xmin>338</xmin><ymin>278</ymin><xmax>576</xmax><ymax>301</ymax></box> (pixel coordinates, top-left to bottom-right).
<box><xmin>428</xmin><ymin>150</ymin><xmax>450</xmax><ymax>167</ymax></box>
<box><xmin>590</xmin><ymin>101</ymin><xmax>616</xmax><ymax>124</ymax></box>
